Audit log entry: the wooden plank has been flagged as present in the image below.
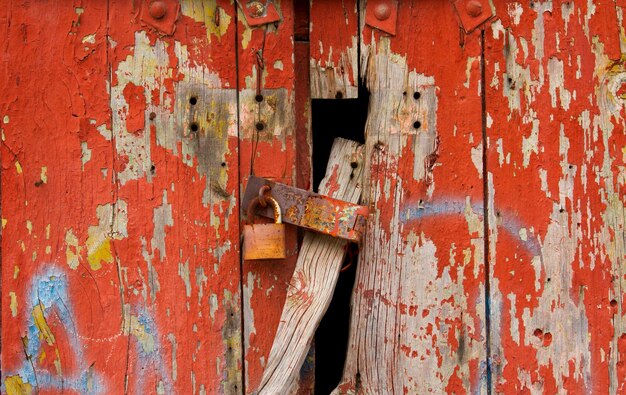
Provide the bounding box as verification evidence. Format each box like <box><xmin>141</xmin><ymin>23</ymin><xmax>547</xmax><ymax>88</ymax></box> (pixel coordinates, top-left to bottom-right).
<box><xmin>236</xmin><ymin>2</ymin><xmax>303</xmax><ymax>393</ymax></box>
<box><xmin>335</xmin><ymin>1</ymin><xmax>487</xmax><ymax>393</ymax></box>
<box><xmin>256</xmin><ymin>138</ymin><xmax>365</xmax><ymax>394</ymax></box>
<box><xmin>310</xmin><ymin>0</ymin><xmax>359</xmax><ymax>99</ymax></box>
<box><xmin>2</xmin><ymin>1</ymin><xmax>244</xmax><ymax>393</ymax></box>
<box><xmin>485</xmin><ymin>1</ymin><xmax>626</xmax><ymax>393</ymax></box>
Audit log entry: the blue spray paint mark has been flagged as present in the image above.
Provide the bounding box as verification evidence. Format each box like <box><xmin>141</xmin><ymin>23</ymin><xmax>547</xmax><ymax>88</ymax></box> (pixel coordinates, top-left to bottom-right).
<box><xmin>400</xmin><ymin>198</ymin><xmax>542</xmax><ymax>257</ymax></box>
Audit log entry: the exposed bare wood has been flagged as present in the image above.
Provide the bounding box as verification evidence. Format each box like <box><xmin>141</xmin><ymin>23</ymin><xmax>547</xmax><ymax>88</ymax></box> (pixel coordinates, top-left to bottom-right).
<box><xmin>334</xmin><ymin>1</ymin><xmax>487</xmax><ymax>393</ymax></box>
<box><xmin>256</xmin><ymin>138</ymin><xmax>365</xmax><ymax>394</ymax></box>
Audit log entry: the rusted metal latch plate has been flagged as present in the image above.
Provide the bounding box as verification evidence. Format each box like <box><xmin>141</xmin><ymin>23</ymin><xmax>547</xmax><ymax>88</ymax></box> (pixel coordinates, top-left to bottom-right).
<box><xmin>242</xmin><ymin>176</ymin><xmax>368</xmax><ymax>243</ymax></box>
<box><xmin>238</xmin><ymin>0</ymin><xmax>281</xmax><ymax>27</ymax></box>
<box><xmin>452</xmin><ymin>0</ymin><xmax>494</xmax><ymax>33</ymax></box>
<box><xmin>365</xmin><ymin>0</ymin><xmax>398</xmax><ymax>36</ymax></box>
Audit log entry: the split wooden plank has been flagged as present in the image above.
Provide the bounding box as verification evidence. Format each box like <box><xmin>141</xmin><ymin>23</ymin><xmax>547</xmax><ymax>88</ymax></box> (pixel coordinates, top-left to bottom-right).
<box><xmin>310</xmin><ymin>0</ymin><xmax>359</xmax><ymax>99</ymax></box>
<box><xmin>235</xmin><ymin>2</ymin><xmax>304</xmax><ymax>393</ymax></box>
<box><xmin>335</xmin><ymin>1</ymin><xmax>487</xmax><ymax>393</ymax></box>
<box><xmin>485</xmin><ymin>2</ymin><xmax>626</xmax><ymax>393</ymax></box>
<box><xmin>256</xmin><ymin>138</ymin><xmax>365</xmax><ymax>394</ymax></box>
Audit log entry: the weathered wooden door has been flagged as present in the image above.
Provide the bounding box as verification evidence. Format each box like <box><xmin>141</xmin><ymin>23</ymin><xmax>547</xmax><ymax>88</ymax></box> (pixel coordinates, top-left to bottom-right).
<box><xmin>3</xmin><ymin>1</ymin><xmax>626</xmax><ymax>395</ymax></box>
<box><xmin>0</xmin><ymin>1</ymin><xmax>305</xmax><ymax>393</ymax></box>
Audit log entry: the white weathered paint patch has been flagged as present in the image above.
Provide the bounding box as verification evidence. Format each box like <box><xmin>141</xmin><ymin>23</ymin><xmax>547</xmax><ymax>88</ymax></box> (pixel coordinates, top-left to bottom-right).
<box><xmin>522</xmin><ymin>120</ymin><xmax>539</xmax><ymax>168</ymax></box>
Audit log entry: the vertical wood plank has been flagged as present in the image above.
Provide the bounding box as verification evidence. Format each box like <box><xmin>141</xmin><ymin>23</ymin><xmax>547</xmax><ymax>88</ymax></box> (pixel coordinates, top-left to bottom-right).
<box><xmin>485</xmin><ymin>1</ymin><xmax>625</xmax><ymax>393</ymax></box>
<box><xmin>2</xmin><ymin>1</ymin><xmax>244</xmax><ymax>393</ymax></box>
<box><xmin>336</xmin><ymin>1</ymin><xmax>487</xmax><ymax>393</ymax></box>
<box><xmin>236</xmin><ymin>2</ymin><xmax>301</xmax><ymax>393</ymax></box>
<box><xmin>310</xmin><ymin>0</ymin><xmax>359</xmax><ymax>99</ymax></box>
<box><xmin>1</xmin><ymin>2</ymin><xmax>115</xmax><ymax>393</ymax></box>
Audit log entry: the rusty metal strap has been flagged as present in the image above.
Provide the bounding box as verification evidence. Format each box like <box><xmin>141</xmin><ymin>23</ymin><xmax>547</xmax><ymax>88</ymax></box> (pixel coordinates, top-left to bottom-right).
<box><xmin>242</xmin><ymin>176</ymin><xmax>368</xmax><ymax>243</ymax></box>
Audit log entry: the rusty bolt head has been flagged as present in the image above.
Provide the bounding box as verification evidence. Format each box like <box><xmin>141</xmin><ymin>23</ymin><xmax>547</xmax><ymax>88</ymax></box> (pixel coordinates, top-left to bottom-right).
<box><xmin>465</xmin><ymin>0</ymin><xmax>483</xmax><ymax>18</ymax></box>
<box><xmin>149</xmin><ymin>0</ymin><xmax>167</xmax><ymax>19</ymax></box>
<box><xmin>248</xmin><ymin>1</ymin><xmax>265</xmax><ymax>18</ymax></box>
<box><xmin>374</xmin><ymin>3</ymin><xmax>391</xmax><ymax>21</ymax></box>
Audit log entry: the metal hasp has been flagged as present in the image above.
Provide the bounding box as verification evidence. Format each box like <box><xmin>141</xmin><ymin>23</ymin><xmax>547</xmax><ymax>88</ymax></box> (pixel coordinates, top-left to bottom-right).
<box><xmin>238</xmin><ymin>0</ymin><xmax>282</xmax><ymax>27</ymax></box>
<box><xmin>139</xmin><ymin>0</ymin><xmax>180</xmax><ymax>35</ymax></box>
<box><xmin>365</xmin><ymin>0</ymin><xmax>398</xmax><ymax>36</ymax></box>
<box><xmin>452</xmin><ymin>0</ymin><xmax>494</xmax><ymax>33</ymax></box>
<box><xmin>242</xmin><ymin>176</ymin><xmax>369</xmax><ymax>243</ymax></box>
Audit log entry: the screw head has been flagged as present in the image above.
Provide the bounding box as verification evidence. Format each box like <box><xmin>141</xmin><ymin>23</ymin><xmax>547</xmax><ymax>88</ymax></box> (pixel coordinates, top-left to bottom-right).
<box><xmin>149</xmin><ymin>0</ymin><xmax>167</xmax><ymax>19</ymax></box>
<box><xmin>374</xmin><ymin>3</ymin><xmax>391</xmax><ymax>21</ymax></box>
<box><xmin>248</xmin><ymin>1</ymin><xmax>265</xmax><ymax>18</ymax></box>
<box><xmin>465</xmin><ymin>0</ymin><xmax>483</xmax><ymax>17</ymax></box>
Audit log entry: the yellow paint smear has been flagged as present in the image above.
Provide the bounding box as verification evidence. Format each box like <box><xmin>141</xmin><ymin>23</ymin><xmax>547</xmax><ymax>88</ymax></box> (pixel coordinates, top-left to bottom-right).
<box><xmin>86</xmin><ymin>236</ymin><xmax>113</xmax><ymax>270</ymax></box>
<box><xmin>13</xmin><ymin>265</ymin><xmax>19</xmax><ymax>279</ymax></box>
<box><xmin>2</xmin><ymin>218</ymin><xmax>7</xmax><ymax>229</ymax></box>
<box><xmin>32</xmin><ymin>303</ymin><xmax>55</xmax><ymax>345</ymax></box>
<box><xmin>4</xmin><ymin>375</ymin><xmax>32</xmax><ymax>395</ymax></box>
<box><xmin>15</xmin><ymin>161</ymin><xmax>22</xmax><ymax>174</ymax></box>
<box><xmin>9</xmin><ymin>291</ymin><xmax>17</xmax><ymax>317</ymax></box>
<box><xmin>180</xmin><ymin>0</ymin><xmax>231</xmax><ymax>43</ymax></box>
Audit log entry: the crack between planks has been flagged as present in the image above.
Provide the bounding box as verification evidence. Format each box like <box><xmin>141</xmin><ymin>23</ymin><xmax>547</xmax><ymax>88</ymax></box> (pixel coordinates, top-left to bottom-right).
<box><xmin>480</xmin><ymin>28</ymin><xmax>493</xmax><ymax>395</ymax></box>
<box><xmin>234</xmin><ymin>2</ymin><xmax>247</xmax><ymax>394</ymax></box>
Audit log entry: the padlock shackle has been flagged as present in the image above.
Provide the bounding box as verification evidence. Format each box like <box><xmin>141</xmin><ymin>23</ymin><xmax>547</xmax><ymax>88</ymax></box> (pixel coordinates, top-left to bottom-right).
<box><xmin>246</xmin><ymin>196</ymin><xmax>282</xmax><ymax>224</ymax></box>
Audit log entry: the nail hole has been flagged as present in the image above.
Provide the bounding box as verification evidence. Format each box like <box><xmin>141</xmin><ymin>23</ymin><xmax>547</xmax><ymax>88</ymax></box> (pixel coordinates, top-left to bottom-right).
<box><xmin>335</xmin><ymin>91</ymin><xmax>343</xmax><ymax>99</ymax></box>
<box><xmin>34</xmin><ymin>180</ymin><xmax>44</xmax><ymax>187</ymax></box>
<box><xmin>546</xmin><ymin>277</ymin><xmax>551</xmax><ymax>282</ymax></box>
<box><xmin>255</xmin><ymin>122</ymin><xmax>265</xmax><ymax>131</ymax></box>
<box><xmin>611</xmin><ymin>299</ymin><xmax>618</xmax><ymax>307</ymax></box>
<box><xmin>150</xmin><ymin>164</ymin><xmax>156</xmax><ymax>174</ymax></box>
<box><xmin>190</xmin><ymin>122</ymin><xmax>199</xmax><ymax>132</ymax></box>
<box><xmin>350</xmin><ymin>162</ymin><xmax>358</xmax><ymax>169</ymax></box>
<box><xmin>221</xmin><ymin>162</ymin><xmax>227</xmax><ymax>167</ymax></box>
<box><xmin>149</xmin><ymin>112</ymin><xmax>157</xmax><ymax>120</ymax></box>
<box><xmin>533</xmin><ymin>328</ymin><xmax>543</xmax><ymax>337</ymax></box>
<box><xmin>413</xmin><ymin>91</ymin><xmax>421</xmax><ymax>100</ymax></box>
<box><xmin>402</xmin><ymin>91</ymin><xmax>407</xmax><ymax>96</ymax></box>
<box><xmin>189</xmin><ymin>96</ymin><xmax>198</xmax><ymax>105</ymax></box>
<box><xmin>413</xmin><ymin>120</ymin><xmax>422</xmax><ymax>129</ymax></box>
<box><xmin>255</xmin><ymin>94</ymin><xmax>264</xmax><ymax>102</ymax></box>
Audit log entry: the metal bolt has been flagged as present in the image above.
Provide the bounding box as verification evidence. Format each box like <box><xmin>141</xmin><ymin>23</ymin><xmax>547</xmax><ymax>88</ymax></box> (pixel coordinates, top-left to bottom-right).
<box><xmin>248</xmin><ymin>1</ymin><xmax>265</xmax><ymax>18</ymax></box>
<box><xmin>374</xmin><ymin>3</ymin><xmax>391</xmax><ymax>21</ymax></box>
<box><xmin>465</xmin><ymin>0</ymin><xmax>483</xmax><ymax>18</ymax></box>
<box><xmin>149</xmin><ymin>0</ymin><xmax>167</xmax><ymax>19</ymax></box>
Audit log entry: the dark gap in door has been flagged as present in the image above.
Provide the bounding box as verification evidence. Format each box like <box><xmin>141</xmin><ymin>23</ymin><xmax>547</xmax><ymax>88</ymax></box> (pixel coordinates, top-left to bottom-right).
<box><xmin>312</xmin><ymin>81</ymin><xmax>369</xmax><ymax>395</ymax></box>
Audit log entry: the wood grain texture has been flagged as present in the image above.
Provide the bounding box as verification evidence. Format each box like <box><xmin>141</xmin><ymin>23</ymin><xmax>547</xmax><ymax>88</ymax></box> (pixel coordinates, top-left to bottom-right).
<box><xmin>256</xmin><ymin>138</ymin><xmax>365</xmax><ymax>394</ymax></box>
<box><xmin>236</xmin><ymin>2</ymin><xmax>304</xmax><ymax>393</ymax></box>
<box><xmin>335</xmin><ymin>1</ymin><xmax>487</xmax><ymax>393</ymax></box>
<box><xmin>485</xmin><ymin>1</ymin><xmax>626</xmax><ymax>393</ymax></box>
<box><xmin>2</xmin><ymin>1</ymin><xmax>243</xmax><ymax>393</ymax></box>
<box><xmin>310</xmin><ymin>0</ymin><xmax>359</xmax><ymax>99</ymax></box>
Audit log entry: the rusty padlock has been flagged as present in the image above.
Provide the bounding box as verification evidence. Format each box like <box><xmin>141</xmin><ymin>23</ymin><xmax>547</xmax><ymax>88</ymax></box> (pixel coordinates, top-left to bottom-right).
<box><xmin>243</xmin><ymin>195</ymin><xmax>286</xmax><ymax>260</ymax></box>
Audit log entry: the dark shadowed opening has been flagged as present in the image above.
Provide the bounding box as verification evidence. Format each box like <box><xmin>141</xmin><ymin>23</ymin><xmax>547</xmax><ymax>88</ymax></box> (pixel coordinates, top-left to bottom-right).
<box><xmin>312</xmin><ymin>82</ymin><xmax>369</xmax><ymax>395</ymax></box>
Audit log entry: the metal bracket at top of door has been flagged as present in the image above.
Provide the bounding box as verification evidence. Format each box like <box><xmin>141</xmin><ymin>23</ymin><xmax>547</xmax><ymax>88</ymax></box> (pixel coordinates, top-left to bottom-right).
<box><xmin>365</xmin><ymin>0</ymin><xmax>399</xmax><ymax>36</ymax></box>
<box><xmin>452</xmin><ymin>0</ymin><xmax>494</xmax><ymax>33</ymax></box>
<box><xmin>237</xmin><ymin>0</ymin><xmax>282</xmax><ymax>27</ymax></box>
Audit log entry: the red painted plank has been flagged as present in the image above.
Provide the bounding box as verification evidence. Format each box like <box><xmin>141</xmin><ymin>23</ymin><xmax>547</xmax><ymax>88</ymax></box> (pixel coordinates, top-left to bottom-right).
<box><xmin>337</xmin><ymin>1</ymin><xmax>487</xmax><ymax>393</ymax></box>
<box><xmin>485</xmin><ymin>1</ymin><xmax>625</xmax><ymax>393</ymax></box>
<box><xmin>310</xmin><ymin>0</ymin><xmax>359</xmax><ymax>99</ymax></box>
<box><xmin>2</xmin><ymin>1</ymin><xmax>243</xmax><ymax>393</ymax></box>
<box><xmin>235</xmin><ymin>2</ymin><xmax>303</xmax><ymax>393</ymax></box>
